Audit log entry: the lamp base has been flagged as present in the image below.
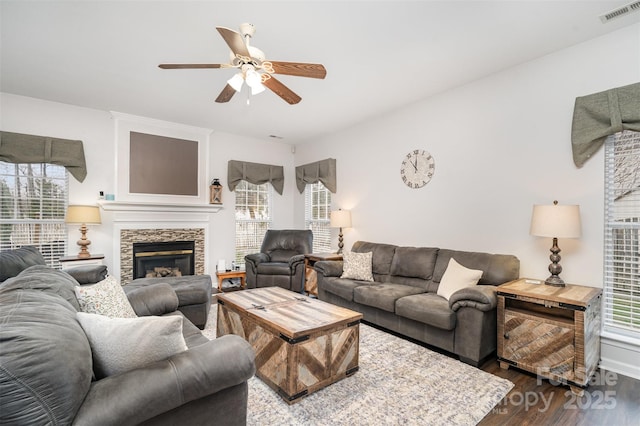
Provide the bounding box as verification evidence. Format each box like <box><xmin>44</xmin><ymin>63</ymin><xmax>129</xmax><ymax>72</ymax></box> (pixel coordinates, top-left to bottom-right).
<box><xmin>545</xmin><ymin>237</ymin><xmax>565</xmax><ymax>287</ymax></box>
<box><xmin>544</xmin><ymin>275</ymin><xmax>566</xmax><ymax>287</ymax></box>
<box><xmin>337</xmin><ymin>228</ymin><xmax>344</xmax><ymax>255</ymax></box>
<box><xmin>76</xmin><ymin>224</ymin><xmax>92</xmax><ymax>259</ymax></box>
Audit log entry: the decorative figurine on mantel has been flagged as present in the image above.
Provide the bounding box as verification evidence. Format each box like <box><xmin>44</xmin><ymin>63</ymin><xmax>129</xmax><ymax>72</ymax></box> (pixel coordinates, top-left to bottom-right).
<box><xmin>210</xmin><ymin>178</ymin><xmax>223</xmax><ymax>204</ymax></box>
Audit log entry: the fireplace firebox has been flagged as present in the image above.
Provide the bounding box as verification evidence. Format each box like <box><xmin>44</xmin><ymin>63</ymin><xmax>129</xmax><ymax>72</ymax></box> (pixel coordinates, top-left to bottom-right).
<box><xmin>132</xmin><ymin>241</ymin><xmax>195</xmax><ymax>279</ymax></box>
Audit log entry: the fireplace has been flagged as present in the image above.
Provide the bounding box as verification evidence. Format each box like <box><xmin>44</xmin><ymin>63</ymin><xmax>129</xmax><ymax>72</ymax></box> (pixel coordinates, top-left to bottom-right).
<box><xmin>132</xmin><ymin>241</ymin><xmax>195</xmax><ymax>279</ymax></box>
<box><xmin>119</xmin><ymin>227</ymin><xmax>205</xmax><ymax>284</ymax></box>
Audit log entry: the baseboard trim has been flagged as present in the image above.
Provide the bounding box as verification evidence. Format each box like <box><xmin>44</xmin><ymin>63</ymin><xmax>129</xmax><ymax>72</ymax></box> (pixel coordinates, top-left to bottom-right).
<box><xmin>600</xmin><ymin>335</ymin><xmax>640</xmax><ymax>381</ymax></box>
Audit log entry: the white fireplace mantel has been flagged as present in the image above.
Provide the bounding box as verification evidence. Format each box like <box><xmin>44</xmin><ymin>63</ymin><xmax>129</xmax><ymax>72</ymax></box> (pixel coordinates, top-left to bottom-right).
<box><xmin>98</xmin><ymin>200</ymin><xmax>223</xmax><ymax>215</ymax></box>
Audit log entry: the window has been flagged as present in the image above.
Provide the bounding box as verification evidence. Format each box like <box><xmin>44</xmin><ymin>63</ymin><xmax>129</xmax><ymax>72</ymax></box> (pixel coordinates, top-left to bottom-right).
<box><xmin>235</xmin><ymin>181</ymin><xmax>272</xmax><ymax>265</ymax></box>
<box><xmin>604</xmin><ymin>130</ymin><xmax>640</xmax><ymax>338</ymax></box>
<box><xmin>305</xmin><ymin>182</ymin><xmax>332</xmax><ymax>252</ymax></box>
<box><xmin>0</xmin><ymin>162</ymin><xmax>69</xmax><ymax>269</ymax></box>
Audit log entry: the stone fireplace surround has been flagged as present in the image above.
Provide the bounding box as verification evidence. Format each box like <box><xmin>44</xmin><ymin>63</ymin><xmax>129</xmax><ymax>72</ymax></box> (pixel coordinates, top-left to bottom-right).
<box><xmin>120</xmin><ymin>228</ymin><xmax>205</xmax><ymax>284</ymax></box>
<box><xmin>98</xmin><ymin>200</ymin><xmax>221</xmax><ymax>285</ymax></box>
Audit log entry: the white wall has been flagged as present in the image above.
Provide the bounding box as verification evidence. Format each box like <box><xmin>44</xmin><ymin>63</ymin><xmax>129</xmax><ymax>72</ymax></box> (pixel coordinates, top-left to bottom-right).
<box><xmin>0</xmin><ymin>93</ymin><xmax>295</xmax><ymax>273</ymax></box>
<box><xmin>295</xmin><ymin>23</ymin><xmax>640</xmax><ymax>289</ymax></box>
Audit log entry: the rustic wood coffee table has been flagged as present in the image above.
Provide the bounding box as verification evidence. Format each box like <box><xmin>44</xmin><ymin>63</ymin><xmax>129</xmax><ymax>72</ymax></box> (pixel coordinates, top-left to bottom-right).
<box><xmin>217</xmin><ymin>286</ymin><xmax>362</xmax><ymax>404</ymax></box>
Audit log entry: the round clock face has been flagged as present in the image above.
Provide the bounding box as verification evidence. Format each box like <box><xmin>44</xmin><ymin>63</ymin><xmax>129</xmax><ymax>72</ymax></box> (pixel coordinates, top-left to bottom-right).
<box><xmin>400</xmin><ymin>149</ymin><xmax>435</xmax><ymax>188</ymax></box>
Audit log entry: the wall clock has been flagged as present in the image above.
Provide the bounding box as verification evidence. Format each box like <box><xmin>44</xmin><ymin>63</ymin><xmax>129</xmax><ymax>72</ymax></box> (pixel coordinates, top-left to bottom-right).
<box><xmin>400</xmin><ymin>149</ymin><xmax>435</xmax><ymax>188</ymax></box>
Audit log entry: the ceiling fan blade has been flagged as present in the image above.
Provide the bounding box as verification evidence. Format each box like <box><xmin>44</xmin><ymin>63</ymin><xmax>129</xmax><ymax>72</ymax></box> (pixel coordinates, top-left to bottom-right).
<box><xmin>215</xmin><ymin>84</ymin><xmax>236</xmax><ymax>103</ymax></box>
<box><xmin>262</xmin><ymin>76</ymin><xmax>302</xmax><ymax>105</ymax></box>
<box><xmin>159</xmin><ymin>64</ymin><xmax>224</xmax><ymax>69</ymax></box>
<box><xmin>268</xmin><ymin>61</ymin><xmax>327</xmax><ymax>79</ymax></box>
<box><xmin>216</xmin><ymin>27</ymin><xmax>250</xmax><ymax>58</ymax></box>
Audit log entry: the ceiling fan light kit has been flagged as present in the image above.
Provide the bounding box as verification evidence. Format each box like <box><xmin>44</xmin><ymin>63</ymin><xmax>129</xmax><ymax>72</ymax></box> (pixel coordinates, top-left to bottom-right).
<box><xmin>159</xmin><ymin>23</ymin><xmax>326</xmax><ymax>105</ymax></box>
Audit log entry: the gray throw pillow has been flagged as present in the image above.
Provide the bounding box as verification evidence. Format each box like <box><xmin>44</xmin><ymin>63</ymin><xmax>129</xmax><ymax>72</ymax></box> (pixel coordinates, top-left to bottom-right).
<box><xmin>76</xmin><ymin>312</ymin><xmax>188</xmax><ymax>378</ymax></box>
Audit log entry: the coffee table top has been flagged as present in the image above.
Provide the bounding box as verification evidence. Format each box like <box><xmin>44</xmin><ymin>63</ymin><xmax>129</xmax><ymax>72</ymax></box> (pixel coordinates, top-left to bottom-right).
<box><xmin>217</xmin><ymin>286</ymin><xmax>362</xmax><ymax>339</ymax></box>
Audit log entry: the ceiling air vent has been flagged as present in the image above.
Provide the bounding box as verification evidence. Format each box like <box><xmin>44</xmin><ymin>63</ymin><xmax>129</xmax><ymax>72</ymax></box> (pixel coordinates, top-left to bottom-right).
<box><xmin>599</xmin><ymin>0</ymin><xmax>640</xmax><ymax>23</ymax></box>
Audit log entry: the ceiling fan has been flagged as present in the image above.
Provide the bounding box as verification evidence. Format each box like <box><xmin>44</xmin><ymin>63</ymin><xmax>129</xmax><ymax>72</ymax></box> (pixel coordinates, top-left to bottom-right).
<box><xmin>159</xmin><ymin>23</ymin><xmax>327</xmax><ymax>105</ymax></box>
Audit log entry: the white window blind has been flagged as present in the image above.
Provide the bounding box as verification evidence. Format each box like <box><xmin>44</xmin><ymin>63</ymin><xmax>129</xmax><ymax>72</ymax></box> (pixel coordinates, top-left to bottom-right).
<box><xmin>604</xmin><ymin>130</ymin><xmax>640</xmax><ymax>338</ymax></box>
<box><xmin>235</xmin><ymin>180</ymin><xmax>272</xmax><ymax>265</ymax></box>
<box><xmin>0</xmin><ymin>162</ymin><xmax>69</xmax><ymax>269</ymax></box>
<box><xmin>305</xmin><ymin>182</ymin><xmax>332</xmax><ymax>252</ymax></box>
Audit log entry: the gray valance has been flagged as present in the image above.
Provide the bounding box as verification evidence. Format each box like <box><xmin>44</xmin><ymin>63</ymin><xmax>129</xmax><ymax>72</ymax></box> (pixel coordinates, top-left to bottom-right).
<box><xmin>571</xmin><ymin>82</ymin><xmax>640</xmax><ymax>168</ymax></box>
<box><xmin>295</xmin><ymin>158</ymin><xmax>337</xmax><ymax>193</ymax></box>
<box><xmin>0</xmin><ymin>131</ymin><xmax>87</xmax><ymax>182</ymax></box>
<box><xmin>227</xmin><ymin>160</ymin><xmax>285</xmax><ymax>195</ymax></box>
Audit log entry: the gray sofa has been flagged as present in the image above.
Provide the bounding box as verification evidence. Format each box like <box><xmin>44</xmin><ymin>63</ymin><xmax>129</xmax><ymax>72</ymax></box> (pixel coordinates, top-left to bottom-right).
<box><xmin>0</xmin><ymin>247</ymin><xmax>256</xmax><ymax>425</ymax></box>
<box><xmin>315</xmin><ymin>241</ymin><xmax>520</xmax><ymax>366</ymax></box>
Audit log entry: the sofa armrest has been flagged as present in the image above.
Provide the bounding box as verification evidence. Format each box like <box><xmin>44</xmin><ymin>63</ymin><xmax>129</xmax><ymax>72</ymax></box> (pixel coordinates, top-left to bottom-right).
<box><xmin>449</xmin><ymin>285</ymin><xmax>497</xmax><ymax>312</ymax></box>
<box><xmin>73</xmin><ymin>335</ymin><xmax>256</xmax><ymax>426</ymax></box>
<box><xmin>288</xmin><ymin>254</ymin><xmax>305</xmax><ymax>268</ymax></box>
<box><xmin>313</xmin><ymin>260</ymin><xmax>343</xmax><ymax>278</ymax></box>
<box><xmin>244</xmin><ymin>253</ymin><xmax>269</xmax><ymax>266</ymax></box>
<box><xmin>63</xmin><ymin>265</ymin><xmax>108</xmax><ymax>285</ymax></box>
<box><xmin>125</xmin><ymin>283</ymin><xmax>179</xmax><ymax>316</ymax></box>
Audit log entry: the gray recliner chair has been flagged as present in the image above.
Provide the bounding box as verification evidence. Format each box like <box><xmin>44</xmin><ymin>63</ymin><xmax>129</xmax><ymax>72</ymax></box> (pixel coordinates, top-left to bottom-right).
<box><xmin>244</xmin><ymin>229</ymin><xmax>313</xmax><ymax>292</ymax></box>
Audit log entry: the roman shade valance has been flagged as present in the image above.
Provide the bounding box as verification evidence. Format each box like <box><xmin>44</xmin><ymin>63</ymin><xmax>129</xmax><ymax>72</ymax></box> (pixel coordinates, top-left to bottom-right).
<box><xmin>0</xmin><ymin>131</ymin><xmax>88</xmax><ymax>182</ymax></box>
<box><xmin>295</xmin><ymin>158</ymin><xmax>337</xmax><ymax>193</ymax></box>
<box><xmin>571</xmin><ymin>82</ymin><xmax>640</xmax><ymax>168</ymax></box>
<box><xmin>227</xmin><ymin>160</ymin><xmax>285</xmax><ymax>195</ymax></box>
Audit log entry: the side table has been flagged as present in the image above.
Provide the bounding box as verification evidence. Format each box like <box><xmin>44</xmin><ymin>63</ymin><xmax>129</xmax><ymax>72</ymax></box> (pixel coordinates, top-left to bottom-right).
<box><xmin>304</xmin><ymin>252</ymin><xmax>343</xmax><ymax>296</ymax></box>
<box><xmin>59</xmin><ymin>254</ymin><xmax>105</xmax><ymax>268</ymax></box>
<box><xmin>497</xmin><ymin>278</ymin><xmax>602</xmax><ymax>396</ymax></box>
<box><xmin>216</xmin><ymin>270</ymin><xmax>246</xmax><ymax>292</ymax></box>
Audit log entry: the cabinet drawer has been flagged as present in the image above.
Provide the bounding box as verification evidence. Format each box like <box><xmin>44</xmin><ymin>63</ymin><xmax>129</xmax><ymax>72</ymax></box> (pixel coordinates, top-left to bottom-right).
<box><xmin>501</xmin><ymin>308</ymin><xmax>575</xmax><ymax>379</ymax></box>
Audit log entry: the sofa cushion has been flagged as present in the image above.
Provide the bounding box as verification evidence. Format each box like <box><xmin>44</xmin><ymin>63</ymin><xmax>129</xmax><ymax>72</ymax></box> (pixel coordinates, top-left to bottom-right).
<box><xmin>77</xmin><ymin>312</ymin><xmax>188</xmax><ymax>379</ymax></box>
<box><xmin>433</xmin><ymin>249</ymin><xmax>520</xmax><ymax>286</ymax></box>
<box><xmin>436</xmin><ymin>258</ymin><xmax>483</xmax><ymax>301</ymax></box>
<box><xmin>341</xmin><ymin>251</ymin><xmax>374</xmax><ymax>281</ymax></box>
<box><xmin>63</xmin><ymin>264</ymin><xmax>108</xmax><ymax>284</ymax></box>
<box><xmin>1</xmin><ymin>265</ymin><xmax>83</xmax><ymax>311</ymax></box>
<box><xmin>390</xmin><ymin>246</ymin><xmax>439</xmax><ymax>280</ymax></box>
<box><xmin>351</xmin><ymin>241</ymin><xmax>396</xmax><ymax>277</ymax></box>
<box><xmin>125</xmin><ymin>275</ymin><xmax>213</xmax><ymax>307</ymax></box>
<box><xmin>75</xmin><ymin>276</ymin><xmax>137</xmax><ymax>318</ymax></box>
<box><xmin>396</xmin><ymin>293</ymin><xmax>456</xmax><ymax>330</ymax></box>
<box><xmin>0</xmin><ymin>289</ymin><xmax>93</xmax><ymax>424</ymax></box>
<box><xmin>256</xmin><ymin>262</ymin><xmax>290</xmax><ymax>275</ymax></box>
<box><xmin>0</xmin><ymin>245</ymin><xmax>46</xmax><ymax>282</ymax></box>
<box><xmin>321</xmin><ymin>277</ymin><xmax>370</xmax><ymax>301</ymax></box>
<box><xmin>353</xmin><ymin>283</ymin><xmax>425</xmax><ymax>312</ymax></box>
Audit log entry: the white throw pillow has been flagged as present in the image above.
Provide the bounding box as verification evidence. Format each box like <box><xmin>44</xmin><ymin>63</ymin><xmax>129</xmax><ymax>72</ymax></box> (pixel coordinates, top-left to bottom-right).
<box><xmin>437</xmin><ymin>258</ymin><xmax>483</xmax><ymax>301</ymax></box>
<box><xmin>76</xmin><ymin>312</ymin><xmax>188</xmax><ymax>378</ymax></box>
<box><xmin>74</xmin><ymin>275</ymin><xmax>137</xmax><ymax>318</ymax></box>
<box><xmin>341</xmin><ymin>251</ymin><xmax>374</xmax><ymax>282</ymax></box>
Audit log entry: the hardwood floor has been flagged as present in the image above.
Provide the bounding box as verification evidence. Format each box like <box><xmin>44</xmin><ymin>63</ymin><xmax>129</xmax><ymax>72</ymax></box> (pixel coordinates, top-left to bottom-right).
<box><xmin>478</xmin><ymin>356</ymin><xmax>640</xmax><ymax>425</ymax></box>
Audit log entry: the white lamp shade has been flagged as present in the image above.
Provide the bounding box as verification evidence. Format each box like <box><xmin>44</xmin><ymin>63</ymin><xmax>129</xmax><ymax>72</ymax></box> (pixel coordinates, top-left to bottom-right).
<box><xmin>245</xmin><ymin>68</ymin><xmax>262</xmax><ymax>88</ymax></box>
<box><xmin>251</xmin><ymin>83</ymin><xmax>266</xmax><ymax>95</ymax></box>
<box><xmin>330</xmin><ymin>210</ymin><xmax>352</xmax><ymax>228</ymax></box>
<box><xmin>227</xmin><ymin>73</ymin><xmax>244</xmax><ymax>92</ymax></box>
<box><xmin>65</xmin><ymin>205</ymin><xmax>101</xmax><ymax>224</ymax></box>
<box><xmin>530</xmin><ymin>204</ymin><xmax>581</xmax><ymax>238</ymax></box>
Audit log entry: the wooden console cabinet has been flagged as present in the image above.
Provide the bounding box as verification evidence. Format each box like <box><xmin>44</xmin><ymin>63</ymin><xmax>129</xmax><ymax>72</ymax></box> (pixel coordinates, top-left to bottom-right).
<box><xmin>497</xmin><ymin>279</ymin><xmax>602</xmax><ymax>395</ymax></box>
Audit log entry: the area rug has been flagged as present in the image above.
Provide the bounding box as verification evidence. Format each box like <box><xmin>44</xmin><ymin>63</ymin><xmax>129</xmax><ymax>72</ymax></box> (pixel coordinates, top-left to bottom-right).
<box><xmin>202</xmin><ymin>304</ymin><xmax>513</xmax><ymax>426</ymax></box>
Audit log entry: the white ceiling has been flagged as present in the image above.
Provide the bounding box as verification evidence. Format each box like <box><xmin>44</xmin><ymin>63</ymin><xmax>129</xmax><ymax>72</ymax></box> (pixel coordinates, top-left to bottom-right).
<box><xmin>1</xmin><ymin>1</ymin><xmax>638</xmax><ymax>144</ymax></box>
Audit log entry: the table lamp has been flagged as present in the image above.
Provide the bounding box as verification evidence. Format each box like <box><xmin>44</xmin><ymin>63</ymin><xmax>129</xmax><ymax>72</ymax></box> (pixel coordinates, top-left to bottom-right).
<box><xmin>65</xmin><ymin>205</ymin><xmax>101</xmax><ymax>258</ymax></box>
<box><xmin>530</xmin><ymin>200</ymin><xmax>581</xmax><ymax>287</ymax></box>
<box><xmin>330</xmin><ymin>209</ymin><xmax>352</xmax><ymax>254</ymax></box>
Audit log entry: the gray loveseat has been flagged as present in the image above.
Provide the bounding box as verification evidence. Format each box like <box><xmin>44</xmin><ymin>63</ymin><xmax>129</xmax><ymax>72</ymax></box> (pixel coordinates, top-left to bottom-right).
<box><xmin>0</xmin><ymin>247</ymin><xmax>256</xmax><ymax>425</ymax></box>
<box><xmin>315</xmin><ymin>241</ymin><xmax>520</xmax><ymax>366</ymax></box>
